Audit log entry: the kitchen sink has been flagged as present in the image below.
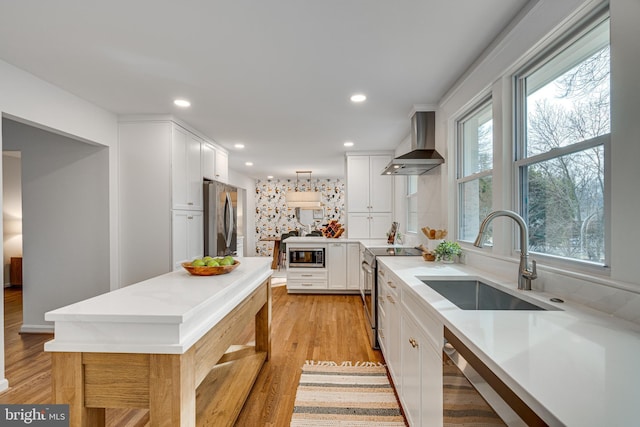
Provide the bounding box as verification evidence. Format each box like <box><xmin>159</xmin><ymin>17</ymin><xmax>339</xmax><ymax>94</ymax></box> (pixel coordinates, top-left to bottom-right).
<box><xmin>420</xmin><ymin>279</ymin><xmax>556</xmax><ymax>311</ymax></box>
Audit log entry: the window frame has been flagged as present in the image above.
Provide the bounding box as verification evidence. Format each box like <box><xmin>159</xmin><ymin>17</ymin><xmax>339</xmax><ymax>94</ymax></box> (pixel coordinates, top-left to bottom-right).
<box><xmin>456</xmin><ymin>96</ymin><xmax>494</xmax><ymax>244</ymax></box>
<box><xmin>513</xmin><ymin>7</ymin><xmax>611</xmax><ymax>271</ymax></box>
<box><xmin>406</xmin><ymin>175</ymin><xmax>418</xmax><ymax>234</ymax></box>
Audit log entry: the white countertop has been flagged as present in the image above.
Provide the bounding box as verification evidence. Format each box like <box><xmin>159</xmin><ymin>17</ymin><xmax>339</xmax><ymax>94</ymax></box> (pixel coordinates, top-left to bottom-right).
<box><xmin>44</xmin><ymin>257</ymin><xmax>272</xmax><ymax>354</ymax></box>
<box><xmin>378</xmin><ymin>257</ymin><xmax>640</xmax><ymax>427</ymax></box>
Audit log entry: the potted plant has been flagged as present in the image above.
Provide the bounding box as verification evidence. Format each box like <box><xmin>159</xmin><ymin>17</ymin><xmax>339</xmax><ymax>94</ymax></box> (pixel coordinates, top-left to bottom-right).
<box><xmin>433</xmin><ymin>241</ymin><xmax>462</xmax><ymax>263</ymax></box>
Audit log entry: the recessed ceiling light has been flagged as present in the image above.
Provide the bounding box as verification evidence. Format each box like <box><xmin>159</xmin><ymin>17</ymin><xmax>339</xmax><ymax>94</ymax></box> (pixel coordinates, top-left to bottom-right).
<box><xmin>350</xmin><ymin>94</ymin><xmax>366</xmax><ymax>103</ymax></box>
<box><xmin>245</xmin><ymin>162</ymin><xmax>254</xmax><ymax>166</ymax></box>
<box><xmin>174</xmin><ymin>99</ymin><xmax>191</xmax><ymax>107</ymax></box>
<box><xmin>344</xmin><ymin>141</ymin><xmax>354</xmax><ymax>147</ymax></box>
<box><xmin>267</xmin><ymin>175</ymin><xmax>274</xmax><ymax>179</ymax></box>
<box><xmin>234</xmin><ymin>143</ymin><xmax>245</xmax><ymax>149</ymax></box>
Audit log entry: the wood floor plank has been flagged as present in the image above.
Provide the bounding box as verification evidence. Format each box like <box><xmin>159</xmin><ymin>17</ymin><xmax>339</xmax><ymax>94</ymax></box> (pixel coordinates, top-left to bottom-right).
<box><xmin>1</xmin><ymin>283</ymin><xmax>383</xmax><ymax>426</ymax></box>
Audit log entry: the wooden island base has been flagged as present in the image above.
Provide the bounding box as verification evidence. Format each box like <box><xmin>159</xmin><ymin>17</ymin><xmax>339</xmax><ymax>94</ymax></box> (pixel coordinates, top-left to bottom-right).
<box><xmin>51</xmin><ymin>279</ymin><xmax>271</xmax><ymax>427</ymax></box>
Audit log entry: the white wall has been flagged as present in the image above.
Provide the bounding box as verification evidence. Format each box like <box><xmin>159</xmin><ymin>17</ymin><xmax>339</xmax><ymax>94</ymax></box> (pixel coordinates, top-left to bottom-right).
<box><xmin>3</xmin><ymin>119</ymin><xmax>111</xmax><ymax>332</ymax></box>
<box><xmin>0</xmin><ymin>59</ymin><xmax>118</xmax><ymax>393</ymax></box>
<box><xmin>421</xmin><ymin>0</ymin><xmax>640</xmax><ymax>323</ymax></box>
<box><xmin>2</xmin><ymin>153</ymin><xmax>22</xmax><ymax>285</ymax></box>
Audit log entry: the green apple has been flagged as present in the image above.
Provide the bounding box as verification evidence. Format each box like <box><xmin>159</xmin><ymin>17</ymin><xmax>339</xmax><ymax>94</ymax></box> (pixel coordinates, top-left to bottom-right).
<box><xmin>192</xmin><ymin>259</ymin><xmax>205</xmax><ymax>267</ymax></box>
<box><xmin>203</xmin><ymin>256</ymin><xmax>214</xmax><ymax>263</ymax></box>
<box><xmin>206</xmin><ymin>259</ymin><xmax>220</xmax><ymax>267</ymax></box>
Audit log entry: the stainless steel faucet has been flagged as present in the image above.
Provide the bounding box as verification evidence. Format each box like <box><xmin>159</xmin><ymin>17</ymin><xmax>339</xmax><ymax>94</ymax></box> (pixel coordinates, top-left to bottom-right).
<box><xmin>473</xmin><ymin>210</ymin><xmax>537</xmax><ymax>290</ymax></box>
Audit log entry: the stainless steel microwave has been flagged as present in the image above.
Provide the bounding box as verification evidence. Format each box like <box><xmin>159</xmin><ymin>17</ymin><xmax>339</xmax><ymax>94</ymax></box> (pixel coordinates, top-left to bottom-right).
<box><xmin>288</xmin><ymin>248</ymin><xmax>325</xmax><ymax>268</ymax></box>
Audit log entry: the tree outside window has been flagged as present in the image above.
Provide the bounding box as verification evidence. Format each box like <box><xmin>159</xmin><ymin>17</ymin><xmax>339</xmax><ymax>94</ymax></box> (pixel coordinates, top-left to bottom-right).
<box><xmin>516</xmin><ymin>15</ymin><xmax>609</xmax><ymax>265</ymax></box>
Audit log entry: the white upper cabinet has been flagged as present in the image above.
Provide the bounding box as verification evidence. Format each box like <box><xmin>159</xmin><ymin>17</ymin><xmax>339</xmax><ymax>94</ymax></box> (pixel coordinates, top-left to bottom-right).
<box><xmin>214</xmin><ymin>149</ymin><xmax>228</xmax><ymax>183</ymax></box>
<box><xmin>346</xmin><ymin>154</ymin><xmax>394</xmax><ymax>238</ymax></box>
<box><xmin>369</xmin><ymin>155</ymin><xmax>393</xmax><ymax>212</ymax></box>
<box><xmin>172</xmin><ymin>125</ymin><xmax>203</xmax><ymax>210</ymax></box>
<box><xmin>203</xmin><ymin>141</ymin><xmax>229</xmax><ymax>183</ymax></box>
<box><xmin>202</xmin><ymin>142</ymin><xmax>216</xmax><ymax>181</ymax></box>
<box><xmin>346</xmin><ymin>154</ymin><xmax>393</xmax><ymax>212</ymax></box>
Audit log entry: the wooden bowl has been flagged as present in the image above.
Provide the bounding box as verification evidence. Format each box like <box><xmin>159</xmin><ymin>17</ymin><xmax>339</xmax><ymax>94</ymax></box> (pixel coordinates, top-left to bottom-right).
<box><xmin>422</xmin><ymin>252</ymin><xmax>436</xmax><ymax>262</ymax></box>
<box><xmin>181</xmin><ymin>260</ymin><xmax>240</xmax><ymax>276</ymax></box>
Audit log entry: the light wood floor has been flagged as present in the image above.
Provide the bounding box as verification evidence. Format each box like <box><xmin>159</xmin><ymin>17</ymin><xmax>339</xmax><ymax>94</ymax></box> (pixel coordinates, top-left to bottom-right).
<box><xmin>0</xmin><ymin>283</ymin><xmax>384</xmax><ymax>426</ymax></box>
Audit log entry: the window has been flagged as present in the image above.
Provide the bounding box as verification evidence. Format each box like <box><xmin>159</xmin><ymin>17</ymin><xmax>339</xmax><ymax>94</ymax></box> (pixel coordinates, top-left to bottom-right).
<box><xmin>515</xmin><ymin>11</ymin><xmax>609</xmax><ymax>266</ymax></box>
<box><xmin>457</xmin><ymin>99</ymin><xmax>493</xmax><ymax>243</ymax></box>
<box><xmin>406</xmin><ymin>175</ymin><xmax>418</xmax><ymax>233</ymax></box>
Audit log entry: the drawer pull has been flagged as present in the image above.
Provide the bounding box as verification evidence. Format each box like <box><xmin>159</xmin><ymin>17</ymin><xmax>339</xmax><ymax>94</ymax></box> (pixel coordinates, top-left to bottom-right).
<box><xmin>387</xmin><ymin>281</ymin><xmax>396</xmax><ymax>289</ymax></box>
<box><xmin>188</xmin><ymin>202</ymin><xmax>194</xmax><ymax>205</ymax></box>
<box><xmin>409</xmin><ymin>338</ymin><xmax>419</xmax><ymax>348</ymax></box>
<box><xmin>379</xmin><ymin>331</ymin><xmax>385</xmax><ymax>339</ymax></box>
<box><xmin>379</xmin><ymin>270</ymin><xmax>385</xmax><ymax>277</ymax></box>
<box><xmin>387</xmin><ymin>295</ymin><xmax>395</xmax><ymax>304</ymax></box>
<box><xmin>301</xmin><ymin>274</ymin><xmax>313</xmax><ymax>277</ymax></box>
<box><xmin>301</xmin><ymin>283</ymin><xmax>313</xmax><ymax>287</ymax></box>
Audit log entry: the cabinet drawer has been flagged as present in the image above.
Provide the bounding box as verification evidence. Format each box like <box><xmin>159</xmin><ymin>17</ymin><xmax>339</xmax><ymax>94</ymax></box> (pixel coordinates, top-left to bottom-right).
<box><xmin>287</xmin><ymin>270</ymin><xmax>327</xmax><ymax>280</ymax></box>
<box><xmin>287</xmin><ymin>279</ymin><xmax>328</xmax><ymax>290</ymax></box>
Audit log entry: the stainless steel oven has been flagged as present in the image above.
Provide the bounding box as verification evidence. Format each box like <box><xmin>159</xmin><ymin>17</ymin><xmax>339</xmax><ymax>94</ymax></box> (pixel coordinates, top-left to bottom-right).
<box><xmin>288</xmin><ymin>247</ymin><xmax>325</xmax><ymax>268</ymax></box>
<box><xmin>361</xmin><ymin>246</ymin><xmax>423</xmax><ymax>349</ymax></box>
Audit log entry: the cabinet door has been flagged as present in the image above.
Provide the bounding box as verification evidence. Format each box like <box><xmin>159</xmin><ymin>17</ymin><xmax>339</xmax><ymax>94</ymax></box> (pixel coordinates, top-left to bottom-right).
<box><xmin>187</xmin><ymin>211</ymin><xmax>204</xmax><ymax>262</ymax></box>
<box><xmin>202</xmin><ymin>142</ymin><xmax>216</xmax><ymax>180</ymax></box>
<box><xmin>346</xmin><ymin>156</ymin><xmax>371</xmax><ymax>212</ymax></box>
<box><xmin>172</xmin><ymin>126</ymin><xmax>202</xmax><ymax>210</ymax></box>
<box><xmin>369</xmin><ymin>212</ymin><xmax>393</xmax><ymax>239</ymax></box>
<box><xmin>215</xmin><ymin>149</ymin><xmax>229</xmax><ymax>183</ymax></box>
<box><xmin>327</xmin><ymin>243</ymin><xmax>347</xmax><ymax>289</ymax></box>
<box><xmin>347</xmin><ymin>213</ymin><xmax>371</xmax><ymax>238</ymax></box>
<box><xmin>401</xmin><ymin>311</ymin><xmax>443</xmax><ymax>427</ymax></box>
<box><xmin>346</xmin><ymin>243</ymin><xmax>360</xmax><ymax>290</ymax></box>
<box><xmin>172</xmin><ymin>210</ymin><xmax>203</xmax><ymax>270</ymax></box>
<box><xmin>186</xmin><ymin>133</ymin><xmax>203</xmax><ymax>210</ymax></box>
<box><xmin>369</xmin><ymin>155</ymin><xmax>393</xmax><ymax>212</ymax></box>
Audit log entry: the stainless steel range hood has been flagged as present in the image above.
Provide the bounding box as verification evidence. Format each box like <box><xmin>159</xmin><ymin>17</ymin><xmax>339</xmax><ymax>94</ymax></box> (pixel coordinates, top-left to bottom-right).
<box><xmin>382</xmin><ymin>111</ymin><xmax>444</xmax><ymax>175</ymax></box>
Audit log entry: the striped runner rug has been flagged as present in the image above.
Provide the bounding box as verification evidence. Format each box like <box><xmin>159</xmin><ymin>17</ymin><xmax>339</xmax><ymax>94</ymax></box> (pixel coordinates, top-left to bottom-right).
<box><xmin>290</xmin><ymin>361</ymin><xmax>407</xmax><ymax>426</ymax></box>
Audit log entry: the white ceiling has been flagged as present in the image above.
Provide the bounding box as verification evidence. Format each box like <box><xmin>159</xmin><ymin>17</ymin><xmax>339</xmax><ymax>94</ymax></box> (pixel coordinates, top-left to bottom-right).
<box><xmin>0</xmin><ymin>0</ymin><xmax>529</xmax><ymax>179</ymax></box>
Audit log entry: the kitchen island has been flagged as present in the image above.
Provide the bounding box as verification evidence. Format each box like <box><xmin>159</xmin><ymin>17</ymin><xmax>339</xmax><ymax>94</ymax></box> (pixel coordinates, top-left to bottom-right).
<box><xmin>44</xmin><ymin>257</ymin><xmax>272</xmax><ymax>427</ymax></box>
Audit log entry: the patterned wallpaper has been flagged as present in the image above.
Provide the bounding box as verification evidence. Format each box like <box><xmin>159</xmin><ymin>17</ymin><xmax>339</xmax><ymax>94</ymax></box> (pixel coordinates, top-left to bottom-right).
<box><xmin>254</xmin><ymin>178</ymin><xmax>345</xmax><ymax>257</ymax></box>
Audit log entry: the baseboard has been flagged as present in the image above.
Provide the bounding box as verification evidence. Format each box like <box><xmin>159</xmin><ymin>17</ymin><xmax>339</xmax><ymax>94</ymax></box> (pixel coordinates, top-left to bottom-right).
<box><xmin>19</xmin><ymin>324</ymin><xmax>54</xmax><ymax>334</ymax></box>
<box><xmin>0</xmin><ymin>378</ymin><xmax>9</xmax><ymax>393</ymax></box>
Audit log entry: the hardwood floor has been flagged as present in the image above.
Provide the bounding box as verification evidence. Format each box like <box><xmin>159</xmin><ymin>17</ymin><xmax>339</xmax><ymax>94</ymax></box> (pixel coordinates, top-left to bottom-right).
<box><xmin>1</xmin><ymin>283</ymin><xmax>384</xmax><ymax>426</ymax></box>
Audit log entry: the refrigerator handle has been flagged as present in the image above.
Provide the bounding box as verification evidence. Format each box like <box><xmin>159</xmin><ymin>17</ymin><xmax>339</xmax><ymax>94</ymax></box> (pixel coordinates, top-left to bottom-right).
<box><xmin>225</xmin><ymin>191</ymin><xmax>234</xmax><ymax>248</ymax></box>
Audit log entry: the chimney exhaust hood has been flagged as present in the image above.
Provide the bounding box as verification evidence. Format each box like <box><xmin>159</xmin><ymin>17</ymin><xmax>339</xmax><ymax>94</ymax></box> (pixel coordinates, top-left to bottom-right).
<box><xmin>382</xmin><ymin>111</ymin><xmax>444</xmax><ymax>175</ymax></box>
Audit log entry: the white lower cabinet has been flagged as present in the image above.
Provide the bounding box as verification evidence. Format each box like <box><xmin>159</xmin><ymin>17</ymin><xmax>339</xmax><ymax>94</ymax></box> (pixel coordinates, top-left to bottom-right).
<box><xmin>379</xmin><ymin>266</ymin><xmax>444</xmax><ymax>427</ymax></box>
<box><xmin>401</xmin><ymin>311</ymin><xmax>443</xmax><ymax>426</ymax></box>
<box><xmin>172</xmin><ymin>210</ymin><xmax>203</xmax><ymax>270</ymax></box>
<box><xmin>287</xmin><ymin>269</ymin><xmax>328</xmax><ymax>291</ymax></box>
<box><xmin>346</xmin><ymin>243</ymin><xmax>360</xmax><ymax>290</ymax></box>
<box><xmin>322</xmin><ymin>242</ymin><xmax>361</xmax><ymax>292</ymax></box>
<box><xmin>328</xmin><ymin>242</ymin><xmax>347</xmax><ymax>289</ymax></box>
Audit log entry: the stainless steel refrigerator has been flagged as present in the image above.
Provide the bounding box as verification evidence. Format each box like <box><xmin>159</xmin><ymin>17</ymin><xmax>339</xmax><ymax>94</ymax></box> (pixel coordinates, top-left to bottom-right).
<box><xmin>203</xmin><ymin>180</ymin><xmax>238</xmax><ymax>256</ymax></box>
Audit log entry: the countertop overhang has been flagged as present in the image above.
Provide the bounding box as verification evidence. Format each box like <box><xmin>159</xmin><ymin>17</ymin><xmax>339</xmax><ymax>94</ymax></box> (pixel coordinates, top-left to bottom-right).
<box><xmin>44</xmin><ymin>257</ymin><xmax>273</xmax><ymax>354</ymax></box>
<box><xmin>378</xmin><ymin>257</ymin><xmax>640</xmax><ymax>427</ymax></box>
